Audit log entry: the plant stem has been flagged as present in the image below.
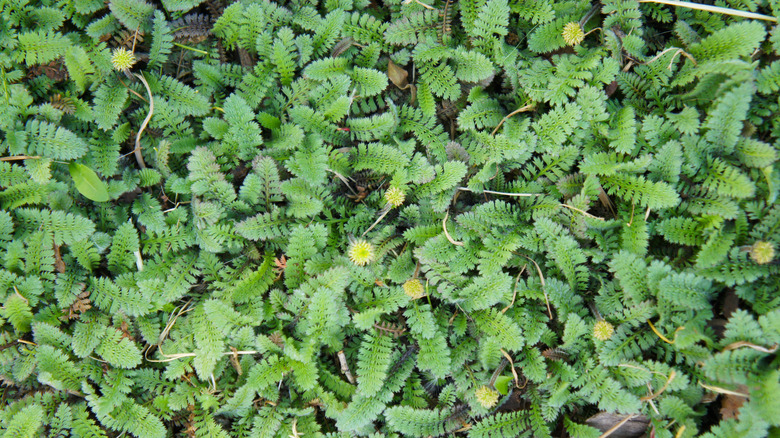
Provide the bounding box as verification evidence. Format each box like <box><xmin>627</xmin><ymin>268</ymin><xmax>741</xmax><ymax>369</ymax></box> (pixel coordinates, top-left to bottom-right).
<box><xmin>639</xmin><ymin>0</ymin><xmax>777</xmax><ymax>22</ymax></box>
<box><xmin>133</xmin><ymin>72</ymin><xmax>154</xmax><ymax>169</ymax></box>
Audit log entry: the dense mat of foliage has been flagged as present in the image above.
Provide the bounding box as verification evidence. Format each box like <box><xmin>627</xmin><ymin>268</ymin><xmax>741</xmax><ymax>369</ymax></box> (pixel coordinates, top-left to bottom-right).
<box><xmin>1</xmin><ymin>0</ymin><xmax>780</xmax><ymax>436</ymax></box>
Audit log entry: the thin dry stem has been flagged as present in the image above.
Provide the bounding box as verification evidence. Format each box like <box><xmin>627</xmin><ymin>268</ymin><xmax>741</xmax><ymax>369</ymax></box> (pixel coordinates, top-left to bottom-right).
<box><xmin>488</xmin><ymin>357</ymin><xmax>509</xmax><ymax>388</ymax></box>
<box><xmin>403</xmin><ymin>0</ymin><xmax>436</xmax><ymax>9</ymax></box>
<box><xmin>457</xmin><ymin>187</ymin><xmax>542</xmax><ymax>197</ymax></box>
<box><xmin>499</xmin><ymin>349</ymin><xmax>520</xmax><ymax>388</ymax></box>
<box><xmin>338</xmin><ymin>350</ymin><xmax>356</xmax><ymax>384</ymax></box>
<box><xmin>443</xmin><ymin>210</ymin><xmax>464</xmax><ymax>246</ymax></box>
<box><xmin>646</xmin><ymin>47</ymin><xmax>697</xmax><ymax>70</ymax></box>
<box><xmin>641</xmin><ymin>370</ymin><xmax>676</xmax><ymax>401</ymax></box>
<box><xmin>515</xmin><ymin>253</ymin><xmax>552</xmax><ymax>319</ymax></box>
<box><xmin>146</xmin><ymin>349</ymin><xmax>261</xmax><ymax>363</ymax></box>
<box><xmin>133</xmin><ymin>72</ymin><xmax>153</xmax><ymax>169</ymax></box>
<box><xmin>362</xmin><ymin>204</ymin><xmax>392</xmax><ymax>237</ymax></box>
<box><xmin>117</xmin><ymin>76</ymin><xmax>148</xmax><ymax>102</ymax></box>
<box><xmin>327</xmin><ymin>168</ymin><xmax>359</xmax><ymax>196</ymax></box>
<box><xmin>491</xmin><ymin>102</ymin><xmax>535</xmax><ymax>135</ymax></box>
<box><xmin>598</xmin><ymin>415</ymin><xmax>637</xmax><ymax>438</ymax></box>
<box><xmin>559</xmin><ymin>203</ymin><xmax>605</xmax><ymax>221</ymax></box>
<box><xmin>0</xmin><ymin>155</ymin><xmax>41</xmax><ymax>161</ymax></box>
<box><xmin>639</xmin><ymin>0</ymin><xmax>777</xmax><ymax>22</ymax></box>
<box><xmin>618</xmin><ymin>363</ymin><xmax>669</xmax><ymax>378</ymax></box>
<box><xmin>646</xmin><ymin>395</ymin><xmax>660</xmax><ymax>415</ymax></box>
<box><xmin>648</xmin><ymin>320</ymin><xmax>684</xmax><ymax>344</ymax></box>
<box><xmin>698</xmin><ymin>381</ymin><xmax>749</xmax><ymax>398</ymax></box>
<box><xmin>13</xmin><ymin>286</ymin><xmax>28</xmax><ymax>304</ymax></box>
<box><xmin>502</xmin><ymin>265</ymin><xmax>526</xmax><ymax>314</ymax></box>
<box><xmin>722</xmin><ymin>341</ymin><xmax>778</xmax><ymax>354</ymax></box>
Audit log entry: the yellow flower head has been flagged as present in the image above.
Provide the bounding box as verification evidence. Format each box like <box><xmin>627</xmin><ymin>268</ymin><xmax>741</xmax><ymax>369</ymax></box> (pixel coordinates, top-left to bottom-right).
<box><xmin>562</xmin><ymin>22</ymin><xmax>585</xmax><ymax>46</ymax></box>
<box><xmin>348</xmin><ymin>239</ymin><xmax>375</xmax><ymax>266</ymax></box>
<box><xmin>385</xmin><ymin>186</ymin><xmax>406</xmax><ymax>208</ymax></box>
<box><xmin>593</xmin><ymin>320</ymin><xmax>615</xmax><ymax>341</ymax></box>
<box><xmin>750</xmin><ymin>241</ymin><xmax>775</xmax><ymax>265</ymax></box>
<box><xmin>403</xmin><ymin>278</ymin><xmax>425</xmax><ymax>300</ymax></box>
<box><xmin>475</xmin><ymin>385</ymin><xmax>499</xmax><ymax>409</ymax></box>
<box><xmin>111</xmin><ymin>48</ymin><xmax>137</xmax><ymax>71</ymax></box>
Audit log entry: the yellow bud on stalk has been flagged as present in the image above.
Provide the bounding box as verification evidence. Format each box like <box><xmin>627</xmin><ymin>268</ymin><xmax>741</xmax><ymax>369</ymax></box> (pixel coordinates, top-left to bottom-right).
<box><xmin>475</xmin><ymin>385</ymin><xmax>500</xmax><ymax>409</ymax></box>
<box><xmin>111</xmin><ymin>48</ymin><xmax>137</xmax><ymax>71</ymax></box>
<box><xmin>562</xmin><ymin>22</ymin><xmax>585</xmax><ymax>46</ymax></box>
<box><xmin>385</xmin><ymin>186</ymin><xmax>406</xmax><ymax>208</ymax></box>
<box><xmin>593</xmin><ymin>320</ymin><xmax>615</xmax><ymax>341</ymax></box>
<box><xmin>403</xmin><ymin>278</ymin><xmax>425</xmax><ymax>299</ymax></box>
<box><xmin>348</xmin><ymin>239</ymin><xmax>375</xmax><ymax>266</ymax></box>
<box><xmin>750</xmin><ymin>241</ymin><xmax>775</xmax><ymax>265</ymax></box>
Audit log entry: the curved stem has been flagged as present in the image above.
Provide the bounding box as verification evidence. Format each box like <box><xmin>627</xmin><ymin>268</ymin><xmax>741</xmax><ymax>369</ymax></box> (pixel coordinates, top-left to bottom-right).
<box><xmin>133</xmin><ymin>72</ymin><xmax>154</xmax><ymax>169</ymax></box>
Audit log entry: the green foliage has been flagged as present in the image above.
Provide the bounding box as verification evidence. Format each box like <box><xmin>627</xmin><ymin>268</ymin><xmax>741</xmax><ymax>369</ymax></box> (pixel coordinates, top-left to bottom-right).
<box><xmin>385</xmin><ymin>406</ymin><xmax>452</xmax><ymax>436</ymax></box>
<box><xmin>23</xmin><ymin>119</ymin><xmax>89</xmax><ymax>160</ymax></box>
<box><xmin>687</xmin><ymin>21</ymin><xmax>766</xmax><ymax>62</ymax></box>
<box><xmin>147</xmin><ymin>11</ymin><xmax>173</xmax><ymax>71</ymax></box>
<box><xmin>0</xmin><ymin>0</ymin><xmax>778</xmax><ymax>436</ymax></box>
<box><xmin>108</xmin><ymin>0</ymin><xmax>155</xmax><ymax>32</ymax></box>
<box><xmin>17</xmin><ymin>30</ymin><xmax>71</xmax><ymax>65</ymax></box>
<box><xmin>3</xmin><ymin>403</ymin><xmax>44</xmax><ymax>437</ymax></box>
<box><xmin>356</xmin><ymin>333</ymin><xmax>394</xmax><ymax>397</ymax></box>
<box><xmin>14</xmin><ymin>208</ymin><xmax>95</xmax><ymax>245</ymax></box>
<box><xmin>470</xmin><ymin>411</ymin><xmax>530</xmax><ymax>438</ymax></box>
<box><xmin>93</xmin><ymin>82</ymin><xmax>128</xmax><ymax>131</ymax></box>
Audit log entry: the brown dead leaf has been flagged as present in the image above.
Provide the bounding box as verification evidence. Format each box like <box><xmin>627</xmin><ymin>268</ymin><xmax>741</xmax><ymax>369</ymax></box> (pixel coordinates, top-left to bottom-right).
<box><xmin>597</xmin><ymin>186</ymin><xmax>616</xmax><ymax>218</ymax></box>
<box><xmin>387</xmin><ymin>60</ymin><xmax>417</xmax><ymax>103</ymax></box>
<box><xmin>331</xmin><ymin>37</ymin><xmax>354</xmax><ymax>58</ymax></box>
<box><xmin>63</xmin><ymin>289</ymin><xmax>92</xmax><ymax>321</ymax></box>
<box><xmin>585</xmin><ymin>412</ymin><xmax>650</xmax><ymax>438</ymax></box>
<box><xmin>720</xmin><ymin>385</ymin><xmax>748</xmax><ymax>420</ymax></box>
<box><xmin>387</xmin><ymin>60</ymin><xmax>409</xmax><ymax>89</ymax></box>
<box><xmin>229</xmin><ymin>346</ymin><xmax>243</xmax><ymax>375</ymax></box>
<box><xmin>53</xmin><ymin>242</ymin><xmax>66</xmax><ymax>273</ymax></box>
<box><xmin>273</xmin><ymin>255</ymin><xmax>287</xmax><ymax>280</ymax></box>
<box><xmin>119</xmin><ymin>319</ymin><xmax>135</xmax><ymax>341</ymax></box>
<box><xmin>269</xmin><ymin>331</ymin><xmax>285</xmax><ymax>348</ymax></box>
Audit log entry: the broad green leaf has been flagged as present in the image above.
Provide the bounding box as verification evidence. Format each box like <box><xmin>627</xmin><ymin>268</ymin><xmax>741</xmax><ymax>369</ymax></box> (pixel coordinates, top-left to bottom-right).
<box><xmin>494</xmin><ymin>375</ymin><xmax>513</xmax><ymax>395</ymax></box>
<box><xmin>69</xmin><ymin>162</ymin><xmax>110</xmax><ymax>202</ymax></box>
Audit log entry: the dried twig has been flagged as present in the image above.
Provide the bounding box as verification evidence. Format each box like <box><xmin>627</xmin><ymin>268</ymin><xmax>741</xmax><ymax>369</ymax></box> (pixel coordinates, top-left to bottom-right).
<box><xmin>457</xmin><ymin>187</ymin><xmax>542</xmax><ymax>197</ymax></box>
<box><xmin>362</xmin><ymin>203</ymin><xmax>392</xmax><ymax>237</ymax></box>
<box><xmin>402</xmin><ymin>0</ymin><xmax>436</xmax><ymax>10</ymax></box>
<box><xmin>641</xmin><ymin>370</ymin><xmax>676</xmax><ymax>401</ymax></box>
<box><xmin>499</xmin><ymin>349</ymin><xmax>520</xmax><ymax>388</ymax></box>
<box><xmin>646</xmin><ymin>47</ymin><xmax>697</xmax><ymax>70</ymax></box>
<box><xmin>559</xmin><ymin>203</ymin><xmax>605</xmax><ymax>221</ymax></box>
<box><xmin>0</xmin><ymin>155</ymin><xmax>41</xmax><ymax>161</ymax></box>
<box><xmin>502</xmin><ymin>265</ymin><xmax>526</xmax><ymax>314</ymax></box>
<box><xmin>698</xmin><ymin>381</ymin><xmax>749</xmax><ymax>398</ymax></box>
<box><xmin>722</xmin><ymin>341</ymin><xmax>778</xmax><ymax>354</ymax></box>
<box><xmin>327</xmin><ymin>168</ymin><xmax>358</xmax><ymax>196</ymax></box>
<box><xmin>338</xmin><ymin>350</ymin><xmax>356</xmax><ymax>384</ymax></box>
<box><xmin>515</xmin><ymin>253</ymin><xmax>552</xmax><ymax>319</ymax></box>
<box><xmin>639</xmin><ymin>0</ymin><xmax>777</xmax><ymax>22</ymax></box>
<box><xmin>488</xmin><ymin>357</ymin><xmax>509</xmax><ymax>388</ymax></box>
<box><xmin>491</xmin><ymin>102</ymin><xmax>535</xmax><ymax>136</ymax></box>
<box><xmin>133</xmin><ymin>72</ymin><xmax>154</xmax><ymax>169</ymax></box>
<box><xmin>648</xmin><ymin>320</ymin><xmax>684</xmax><ymax>344</ymax></box>
<box><xmin>442</xmin><ymin>210</ymin><xmax>464</xmax><ymax>246</ymax></box>
<box><xmin>598</xmin><ymin>415</ymin><xmax>637</xmax><ymax>438</ymax></box>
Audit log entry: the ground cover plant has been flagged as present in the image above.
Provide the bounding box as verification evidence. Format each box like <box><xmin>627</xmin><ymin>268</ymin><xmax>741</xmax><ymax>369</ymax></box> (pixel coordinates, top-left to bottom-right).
<box><xmin>1</xmin><ymin>0</ymin><xmax>779</xmax><ymax>436</ymax></box>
